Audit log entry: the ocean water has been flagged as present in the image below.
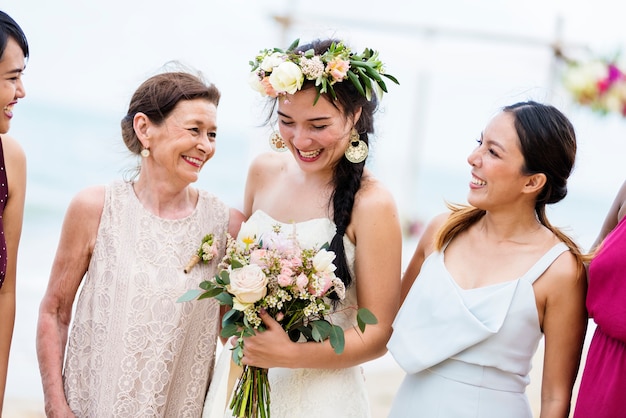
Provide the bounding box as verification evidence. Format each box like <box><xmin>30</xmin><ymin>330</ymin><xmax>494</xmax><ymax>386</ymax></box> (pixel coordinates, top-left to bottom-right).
<box><xmin>5</xmin><ymin>99</ymin><xmax>619</xmax><ymax>405</ymax></box>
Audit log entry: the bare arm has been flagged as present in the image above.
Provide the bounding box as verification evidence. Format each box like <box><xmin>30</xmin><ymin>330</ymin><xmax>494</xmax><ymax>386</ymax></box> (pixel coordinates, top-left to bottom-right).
<box><xmin>538</xmin><ymin>253</ymin><xmax>587</xmax><ymax>418</ymax></box>
<box><xmin>592</xmin><ymin>179</ymin><xmax>626</xmax><ymax>251</ymax></box>
<box><xmin>400</xmin><ymin>212</ymin><xmax>448</xmax><ymax>303</ymax></box>
<box><xmin>36</xmin><ymin>186</ymin><xmax>104</xmax><ymax>417</ymax></box>
<box><xmin>241</xmin><ymin>181</ymin><xmax>403</xmax><ymax>369</ymax></box>
<box><xmin>0</xmin><ymin>135</ymin><xmax>26</xmax><ymax>413</ymax></box>
<box><xmin>228</xmin><ymin>207</ymin><xmax>245</xmax><ymax>238</ymax></box>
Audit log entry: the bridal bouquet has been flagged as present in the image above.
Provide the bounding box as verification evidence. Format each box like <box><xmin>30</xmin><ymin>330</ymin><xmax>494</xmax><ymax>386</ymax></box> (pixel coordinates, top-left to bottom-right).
<box><xmin>179</xmin><ymin>220</ymin><xmax>377</xmax><ymax>418</ymax></box>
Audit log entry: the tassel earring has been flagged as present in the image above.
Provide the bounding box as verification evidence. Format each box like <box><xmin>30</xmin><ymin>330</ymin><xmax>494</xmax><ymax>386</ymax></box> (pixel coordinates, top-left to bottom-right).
<box><xmin>269</xmin><ymin>131</ymin><xmax>288</xmax><ymax>152</ymax></box>
<box><xmin>344</xmin><ymin>128</ymin><xmax>368</xmax><ymax>163</ymax></box>
<box><xmin>140</xmin><ymin>148</ymin><xmax>150</xmax><ymax>158</ymax></box>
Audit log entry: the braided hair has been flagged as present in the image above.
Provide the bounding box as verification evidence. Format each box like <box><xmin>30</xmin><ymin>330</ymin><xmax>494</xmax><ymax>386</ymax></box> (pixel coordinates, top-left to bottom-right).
<box><xmin>296</xmin><ymin>39</ymin><xmax>379</xmax><ymax>295</ymax></box>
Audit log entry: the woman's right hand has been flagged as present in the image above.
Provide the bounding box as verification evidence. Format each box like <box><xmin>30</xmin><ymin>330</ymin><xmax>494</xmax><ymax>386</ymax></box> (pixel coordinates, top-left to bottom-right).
<box><xmin>45</xmin><ymin>402</ymin><xmax>77</xmax><ymax>418</ymax></box>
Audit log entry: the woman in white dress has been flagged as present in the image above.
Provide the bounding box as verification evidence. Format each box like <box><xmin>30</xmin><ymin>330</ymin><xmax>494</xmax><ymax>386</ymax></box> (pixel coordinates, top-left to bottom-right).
<box><xmin>387</xmin><ymin>101</ymin><xmax>588</xmax><ymax>417</ymax></box>
<box><xmin>205</xmin><ymin>38</ymin><xmax>402</xmax><ymax>417</ymax></box>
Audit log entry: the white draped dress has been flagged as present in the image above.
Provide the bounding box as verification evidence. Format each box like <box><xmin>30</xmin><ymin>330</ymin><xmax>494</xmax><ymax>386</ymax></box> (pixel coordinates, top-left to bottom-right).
<box><xmin>387</xmin><ymin>242</ymin><xmax>569</xmax><ymax>417</ymax></box>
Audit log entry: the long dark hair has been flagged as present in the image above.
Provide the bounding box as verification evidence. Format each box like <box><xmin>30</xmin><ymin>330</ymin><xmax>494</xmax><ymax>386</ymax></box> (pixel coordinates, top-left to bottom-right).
<box><xmin>266</xmin><ymin>38</ymin><xmax>380</xmax><ymax>294</ymax></box>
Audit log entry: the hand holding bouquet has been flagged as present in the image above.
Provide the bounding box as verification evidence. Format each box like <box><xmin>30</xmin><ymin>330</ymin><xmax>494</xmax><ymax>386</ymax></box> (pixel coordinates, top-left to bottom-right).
<box><xmin>179</xmin><ymin>220</ymin><xmax>377</xmax><ymax>418</ymax></box>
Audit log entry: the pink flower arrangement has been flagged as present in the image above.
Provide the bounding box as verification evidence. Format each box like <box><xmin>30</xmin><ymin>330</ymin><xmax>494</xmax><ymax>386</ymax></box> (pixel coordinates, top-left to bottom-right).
<box><xmin>179</xmin><ymin>219</ymin><xmax>377</xmax><ymax>418</ymax></box>
<box><xmin>563</xmin><ymin>56</ymin><xmax>626</xmax><ymax>116</ymax></box>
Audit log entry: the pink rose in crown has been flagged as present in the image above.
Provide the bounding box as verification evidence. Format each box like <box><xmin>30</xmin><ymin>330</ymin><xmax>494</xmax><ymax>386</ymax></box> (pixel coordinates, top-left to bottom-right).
<box><xmin>326</xmin><ymin>58</ymin><xmax>350</xmax><ymax>83</ymax></box>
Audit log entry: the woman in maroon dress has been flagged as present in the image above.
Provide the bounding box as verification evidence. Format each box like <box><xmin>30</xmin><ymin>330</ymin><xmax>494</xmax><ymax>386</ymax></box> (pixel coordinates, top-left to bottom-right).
<box><xmin>574</xmin><ymin>179</ymin><xmax>626</xmax><ymax>417</ymax></box>
<box><xmin>0</xmin><ymin>11</ymin><xmax>28</xmax><ymax>415</ymax></box>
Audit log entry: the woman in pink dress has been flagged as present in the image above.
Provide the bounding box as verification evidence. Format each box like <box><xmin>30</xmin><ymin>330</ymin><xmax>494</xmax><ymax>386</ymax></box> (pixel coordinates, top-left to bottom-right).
<box><xmin>574</xmin><ymin>179</ymin><xmax>626</xmax><ymax>418</ymax></box>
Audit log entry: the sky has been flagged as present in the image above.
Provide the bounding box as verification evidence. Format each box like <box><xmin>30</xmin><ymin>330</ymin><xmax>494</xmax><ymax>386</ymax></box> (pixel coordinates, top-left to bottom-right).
<box><xmin>3</xmin><ymin>0</ymin><xmax>626</xmax><ymax>230</ymax></box>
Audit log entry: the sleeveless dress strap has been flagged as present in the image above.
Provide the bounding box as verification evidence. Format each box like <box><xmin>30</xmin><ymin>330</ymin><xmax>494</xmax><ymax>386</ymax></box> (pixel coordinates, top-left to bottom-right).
<box><xmin>520</xmin><ymin>242</ymin><xmax>569</xmax><ymax>284</ymax></box>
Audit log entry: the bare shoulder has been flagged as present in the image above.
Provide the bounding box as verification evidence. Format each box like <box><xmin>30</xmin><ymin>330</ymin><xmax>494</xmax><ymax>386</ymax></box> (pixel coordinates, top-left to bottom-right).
<box><xmin>2</xmin><ymin>134</ymin><xmax>26</xmax><ymax>176</ymax></box>
<box><xmin>354</xmin><ymin>175</ymin><xmax>398</xmax><ymax>213</ymax></box>
<box><xmin>66</xmin><ymin>185</ymin><xmax>106</xmax><ymax>221</ymax></box>
<box><xmin>248</xmin><ymin>152</ymin><xmax>289</xmax><ymax>178</ymax></box>
<box><xmin>1</xmin><ymin>134</ymin><xmax>26</xmax><ymax>160</ymax></box>
<box><xmin>419</xmin><ymin>212</ymin><xmax>450</xmax><ymax>257</ymax></box>
<box><xmin>425</xmin><ymin>212</ymin><xmax>450</xmax><ymax>234</ymax></box>
<box><xmin>545</xmin><ymin>247</ymin><xmax>582</xmax><ymax>284</ymax></box>
<box><xmin>536</xmin><ymin>244</ymin><xmax>585</xmax><ymax>302</ymax></box>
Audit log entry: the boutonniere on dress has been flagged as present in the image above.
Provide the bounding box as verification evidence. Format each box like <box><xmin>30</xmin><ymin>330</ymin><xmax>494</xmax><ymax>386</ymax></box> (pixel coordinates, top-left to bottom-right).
<box><xmin>184</xmin><ymin>234</ymin><xmax>218</xmax><ymax>274</ymax></box>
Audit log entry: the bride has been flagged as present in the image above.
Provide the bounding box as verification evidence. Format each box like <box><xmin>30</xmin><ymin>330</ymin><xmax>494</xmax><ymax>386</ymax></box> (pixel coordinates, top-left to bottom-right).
<box><xmin>203</xmin><ymin>37</ymin><xmax>402</xmax><ymax>417</ymax></box>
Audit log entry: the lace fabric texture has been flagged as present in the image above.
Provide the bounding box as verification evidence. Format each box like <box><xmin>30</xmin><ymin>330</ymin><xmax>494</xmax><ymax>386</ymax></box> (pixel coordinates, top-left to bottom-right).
<box><xmin>203</xmin><ymin>210</ymin><xmax>371</xmax><ymax>418</ymax></box>
<box><xmin>63</xmin><ymin>180</ymin><xmax>229</xmax><ymax>417</ymax></box>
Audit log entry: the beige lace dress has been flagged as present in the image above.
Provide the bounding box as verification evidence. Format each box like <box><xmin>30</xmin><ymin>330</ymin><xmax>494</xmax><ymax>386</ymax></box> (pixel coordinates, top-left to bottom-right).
<box><xmin>63</xmin><ymin>180</ymin><xmax>228</xmax><ymax>417</ymax></box>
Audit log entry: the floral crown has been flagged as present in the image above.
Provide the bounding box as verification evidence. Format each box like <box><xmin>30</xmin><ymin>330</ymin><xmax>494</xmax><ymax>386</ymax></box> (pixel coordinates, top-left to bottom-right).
<box><xmin>248</xmin><ymin>39</ymin><xmax>399</xmax><ymax>103</ymax></box>
<box><xmin>562</xmin><ymin>54</ymin><xmax>626</xmax><ymax>116</ymax></box>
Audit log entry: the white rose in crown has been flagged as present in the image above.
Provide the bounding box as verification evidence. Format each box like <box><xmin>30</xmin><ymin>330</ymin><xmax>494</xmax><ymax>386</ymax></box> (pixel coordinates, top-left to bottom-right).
<box><xmin>312</xmin><ymin>249</ymin><xmax>337</xmax><ymax>274</ymax></box>
<box><xmin>269</xmin><ymin>61</ymin><xmax>304</xmax><ymax>94</ymax></box>
<box><xmin>260</xmin><ymin>52</ymin><xmax>285</xmax><ymax>72</ymax></box>
<box><xmin>227</xmin><ymin>264</ymin><xmax>268</xmax><ymax>311</ymax></box>
<box><xmin>248</xmin><ymin>71</ymin><xmax>267</xmax><ymax>95</ymax></box>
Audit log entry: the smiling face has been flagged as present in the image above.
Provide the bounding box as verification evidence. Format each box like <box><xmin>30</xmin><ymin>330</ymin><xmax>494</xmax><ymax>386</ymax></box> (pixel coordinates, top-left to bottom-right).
<box><xmin>0</xmin><ymin>37</ymin><xmax>26</xmax><ymax>134</ymax></box>
<box><xmin>466</xmin><ymin>111</ymin><xmax>533</xmax><ymax>211</ymax></box>
<box><xmin>276</xmin><ymin>88</ymin><xmax>360</xmax><ymax>176</ymax></box>
<box><xmin>140</xmin><ymin>98</ymin><xmax>217</xmax><ymax>186</ymax></box>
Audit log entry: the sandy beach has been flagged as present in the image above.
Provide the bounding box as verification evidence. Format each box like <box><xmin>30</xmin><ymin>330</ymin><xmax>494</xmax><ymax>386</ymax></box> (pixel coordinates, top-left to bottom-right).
<box><xmin>4</xmin><ymin>337</ymin><xmax>587</xmax><ymax>418</ymax></box>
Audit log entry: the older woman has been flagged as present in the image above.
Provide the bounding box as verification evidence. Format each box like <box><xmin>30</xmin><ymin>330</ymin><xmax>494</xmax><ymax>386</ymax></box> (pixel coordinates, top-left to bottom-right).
<box><xmin>36</xmin><ymin>70</ymin><xmax>244</xmax><ymax>417</ymax></box>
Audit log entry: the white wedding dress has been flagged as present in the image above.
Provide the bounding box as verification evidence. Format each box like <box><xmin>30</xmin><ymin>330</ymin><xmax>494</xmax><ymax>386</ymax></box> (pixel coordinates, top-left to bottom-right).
<box><xmin>202</xmin><ymin>210</ymin><xmax>371</xmax><ymax>418</ymax></box>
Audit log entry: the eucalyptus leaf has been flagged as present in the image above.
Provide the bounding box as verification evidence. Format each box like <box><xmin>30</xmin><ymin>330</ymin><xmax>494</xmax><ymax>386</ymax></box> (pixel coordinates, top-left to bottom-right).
<box><xmin>222</xmin><ymin>308</ymin><xmax>243</xmax><ymax>326</ymax></box>
<box><xmin>221</xmin><ymin>323</ymin><xmax>239</xmax><ymax>338</ymax></box>
<box><xmin>310</xmin><ymin>320</ymin><xmax>332</xmax><ymax>342</ymax></box>
<box><xmin>329</xmin><ymin>325</ymin><xmax>345</xmax><ymax>355</ymax></box>
<box><xmin>199</xmin><ymin>280</ymin><xmax>214</xmax><ymax>290</ymax></box>
<box><xmin>197</xmin><ymin>287</ymin><xmax>224</xmax><ymax>300</ymax></box>
<box><xmin>214</xmin><ymin>292</ymin><xmax>233</xmax><ymax>306</ymax></box>
<box><xmin>298</xmin><ymin>326</ymin><xmax>313</xmax><ymax>341</ymax></box>
<box><xmin>357</xmin><ymin>308</ymin><xmax>378</xmax><ymax>333</ymax></box>
<box><xmin>176</xmin><ymin>289</ymin><xmax>202</xmax><ymax>303</ymax></box>
<box><xmin>231</xmin><ymin>344</ymin><xmax>244</xmax><ymax>366</ymax></box>
<box><xmin>218</xmin><ymin>269</ymin><xmax>230</xmax><ymax>285</ymax></box>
